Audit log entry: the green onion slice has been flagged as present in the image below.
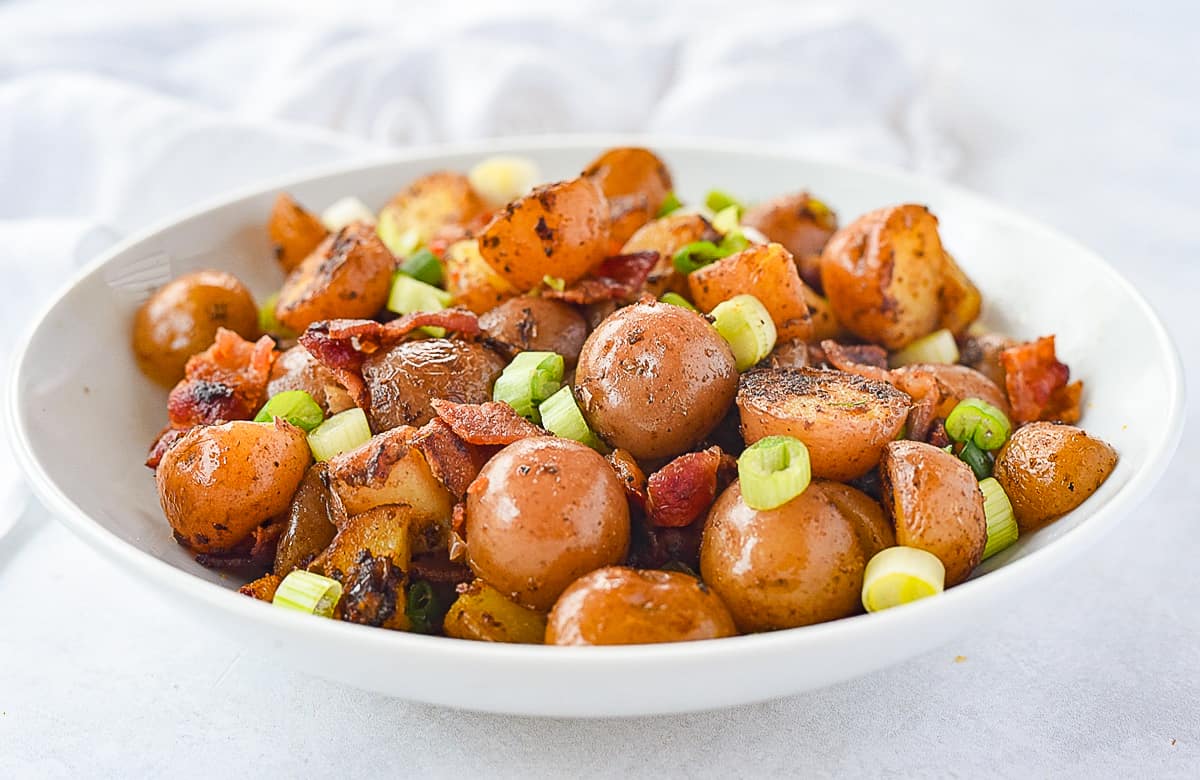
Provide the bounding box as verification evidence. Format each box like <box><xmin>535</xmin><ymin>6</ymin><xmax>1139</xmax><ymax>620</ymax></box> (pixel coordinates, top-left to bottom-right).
<box><xmin>738</xmin><ymin>435</ymin><xmax>811</xmax><ymax>511</ymax></box>
<box><xmin>705</xmin><ymin>189</ymin><xmax>744</xmax><ymax>217</ymax></box>
<box><xmin>273</xmin><ymin>570</ymin><xmax>343</xmax><ymax>617</ymax></box>
<box><xmin>659</xmin><ymin>292</ymin><xmax>698</xmax><ymax>311</ymax></box>
<box><xmin>861</xmin><ymin>546</ymin><xmax>945</xmax><ymax>613</ymax></box>
<box><xmin>656</xmin><ymin>191</ymin><xmax>683</xmax><ymax>217</ymax></box>
<box><xmin>711</xmin><ymin>294</ymin><xmax>777</xmax><ymax>372</ymax></box>
<box><xmin>711</xmin><ymin>204</ymin><xmax>740</xmax><ymax>235</ymax></box>
<box><xmin>889</xmin><ymin>328</ymin><xmax>960</xmax><ymax>367</ymax></box>
<box><xmin>957</xmin><ymin>439</ymin><xmax>993</xmax><ymax>480</ymax></box>
<box><xmin>399</xmin><ymin>248</ymin><xmax>444</xmax><ymax>287</ymax></box>
<box><xmin>258</xmin><ymin>291</ymin><xmax>294</xmax><ymax>339</ymax></box>
<box><xmin>377</xmin><ymin>213</ymin><xmax>422</xmax><ymax>258</ymax></box>
<box><xmin>254</xmin><ymin>390</ymin><xmax>325</xmax><ymax>432</ymax></box>
<box><xmin>979</xmin><ymin>477</ymin><xmax>1019</xmax><ymax>560</ymax></box>
<box><xmin>307</xmin><ymin>407</ymin><xmax>372</xmax><ymax>462</ymax></box>
<box><xmin>387</xmin><ymin>273</ymin><xmax>453</xmax><ymax>317</ymax></box>
<box><xmin>945</xmin><ymin>397</ymin><xmax>1012</xmax><ymax>451</ymax></box>
<box><xmin>672</xmin><ymin>240</ymin><xmax>725</xmax><ymax>274</ymax></box>
<box><xmin>539</xmin><ymin>385</ymin><xmax>608</xmax><ymax>452</ymax></box>
<box><xmin>492</xmin><ymin>351</ymin><xmax>565</xmax><ymax>422</ymax></box>
<box><xmin>542</xmin><ymin>274</ymin><xmax>566</xmax><ymax>292</ymax></box>
<box><xmin>405</xmin><ymin>580</ymin><xmax>439</xmax><ymax>634</ymax></box>
<box><xmin>718</xmin><ymin>230</ymin><xmax>750</xmax><ymax>254</ymax></box>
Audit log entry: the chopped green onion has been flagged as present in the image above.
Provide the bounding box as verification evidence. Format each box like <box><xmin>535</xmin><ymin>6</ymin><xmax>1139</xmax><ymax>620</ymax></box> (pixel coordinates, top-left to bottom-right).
<box><xmin>711</xmin><ymin>294</ymin><xmax>777</xmax><ymax>372</ymax></box>
<box><xmin>889</xmin><ymin>328</ymin><xmax>960</xmax><ymax>367</ymax></box>
<box><xmin>405</xmin><ymin>580</ymin><xmax>439</xmax><ymax>634</ymax></box>
<box><xmin>539</xmin><ymin>385</ymin><xmax>608</xmax><ymax>452</ymax></box>
<box><xmin>979</xmin><ymin>477</ymin><xmax>1018</xmax><ymax>560</ymax></box>
<box><xmin>468</xmin><ymin>155</ymin><xmax>541</xmax><ymax>207</ymax></box>
<box><xmin>254</xmin><ymin>390</ymin><xmax>325</xmax><ymax>432</ymax></box>
<box><xmin>492</xmin><ymin>351</ymin><xmax>565</xmax><ymax>422</ymax></box>
<box><xmin>958</xmin><ymin>439</ymin><xmax>993</xmax><ymax>480</ymax></box>
<box><xmin>705</xmin><ymin>189</ymin><xmax>743</xmax><ymax>217</ymax></box>
<box><xmin>307</xmin><ymin>407</ymin><xmax>372</xmax><ymax>461</ymax></box>
<box><xmin>387</xmin><ymin>273</ymin><xmax>453</xmax><ymax>317</ymax></box>
<box><xmin>945</xmin><ymin>397</ymin><xmax>1012</xmax><ymax>451</ymax></box>
<box><xmin>542</xmin><ymin>274</ymin><xmax>566</xmax><ymax>292</ymax></box>
<box><xmin>711</xmin><ymin>204</ymin><xmax>741</xmax><ymax>235</ymax></box>
<box><xmin>659</xmin><ymin>292</ymin><xmax>698</xmax><ymax>311</ymax></box>
<box><xmin>738</xmin><ymin>435</ymin><xmax>811</xmax><ymax>511</ymax></box>
<box><xmin>320</xmin><ymin>196</ymin><xmax>376</xmax><ymax>231</ymax></box>
<box><xmin>718</xmin><ymin>230</ymin><xmax>750</xmax><ymax>254</ymax></box>
<box><xmin>399</xmin><ymin>248</ymin><xmax>444</xmax><ymax>287</ymax></box>
<box><xmin>861</xmin><ymin>546</ymin><xmax>945</xmax><ymax>612</ymax></box>
<box><xmin>377</xmin><ymin>213</ymin><xmax>422</xmax><ymax>258</ymax></box>
<box><xmin>273</xmin><ymin>570</ymin><xmax>343</xmax><ymax>617</ymax></box>
<box><xmin>656</xmin><ymin>191</ymin><xmax>683</xmax><ymax>217</ymax></box>
<box><xmin>258</xmin><ymin>292</ymin><xmax>294</xmax><ymax>338</ymax></box>
<box><xmin>672</xmin><ymin>240</ymin><xmax>725</xmax><ymax>275</ymax></box>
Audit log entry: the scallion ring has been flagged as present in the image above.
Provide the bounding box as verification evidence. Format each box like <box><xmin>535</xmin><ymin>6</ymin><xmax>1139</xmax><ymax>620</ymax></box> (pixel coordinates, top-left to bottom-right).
<box><xmin>307</xmin><ymin>407</ymin><xmax>372</xmax><ymax>462</ymax></box>
<box><xmin>539</xmin><ymin>385</ymin><xmax>608</xmax><ymax>452</ymax></box>
<box><xmin>861</xmin><ymin>546</ymin><xmax>945</xmax><ymax>613</ymax></box>
<box><xmin>399</xmin><ymin>248</ymin><xmax>444</xmax><ymax>287</ymax></box>
<box><xmin>945</xmin><ymin>397</ymin><xmax>1012</xmax><ymax>451</ymax></box>
<box><xmin>704</xmin><ymin>189</ymin><xmax>743</xmax><ymax>217</ymax></box>
<box><xmin>737</xmin><ymin>435</ymin><xmax>811</xmax><ymax>511</ymax></box>
<box><xmin>672</xmin><ymin>240</ymin><xmax>725</xmax><ymax>275</ymax></box>
<box><xmin>387</xmin><ymin>273</ymin><xmax>453</xmax><ymax>317</ymax></box>
<box><xmin>979</xmin><ymin>477</ymin><xmax>1019</xmax><ymax>560</ymax></box>
<box><xmin>405</xmin><ymin>580</ymin><xmax>439</xmax><ymax>634</ymax></box>
<box><xmin>492</xmin><ymin>351</ymin><xmax>565</xmax><ymax>422</ymax></box>
<box><xmin>273</xmin><ymin>570</ymin><xmax>343</xmax><ymax>618</ymax></box>
<box><xmin>656</xmin><ymin>191</ymin><xmax>683</xmax><ymax>217</ymax></box>
<box><xmin>710</xmin><ymin>294</ymin><xmax>777</xmax><ymax>372</ymax></box>
<box><xmin>254</xmin><ymin>390</ymin><xmax>325</xmax><ymax>432</ymax></box>
<box><xmin>889</xmin><ymin>328</ymin><xmax>960</xmax><ymax>367</ymax></box>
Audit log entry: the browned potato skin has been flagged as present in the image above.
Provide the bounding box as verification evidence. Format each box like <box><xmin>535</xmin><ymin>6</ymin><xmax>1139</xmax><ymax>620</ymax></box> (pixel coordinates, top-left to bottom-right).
<box><xmin>267</xmin><ymin>345</ymin><xmax>354</xmax><ymax>415</ymax></box>
<box><xmin>157</xmin><ymin>419</ymin><xmax>311</xmax><ymax>553</ymax></box>
<box><xmin>479</xmin><ymin>296</ymin><xmax>588</xmax><ymax>366</ymax></box>
<box><xmin>880</xmin><ymin>440</ymin><xmax>986</xmax><ymax>586</ymax></box>
<box><xmin>582</xmin><ymin>147</ymin><xmax>673</xmax><ymax>246</ymax></box>
<box><xmin>575</xmin><ymin>301</ymin><xmax>738</xmax><ymax>460</ymax></box>
<box><xmin>478</xmin><ymin>177</ymin><xmax>611</xmax><ymax>292</ymax></box>
<box><xmin>820</xmin><ymin>481</ymin><xmax>895</xmax><ymax>559</ymax></box>
<box><xmin>689</xmin><ymin>243</ymin><xmax>815</xmax><ymax>342</ymax></box>
<box><xmin>268</xmin><ymin>193</ymin><xmax>328</xmax><ymax>273</ymax></box>
<box><xmin>993</xmin><ymin>422</ymin><xmax>1118</xmax><ymax>532</ymax></box>
<box><xmin>274</xmin><ymin>463</ymin><xmax>343</xmax><ymax>576</ymax></box>
<box><xmin>327</xmin><ymin>425</ymin><xmax>453</xmax><ymax>525</ymax></box>
<box><xmin>737</xmin><ymin>368</ymin><xmax>911</xmax><ymax>481</ymax></box>
<box><xmin>362</xmin><ymin>339</ymin><xmax>506</xmax><ymax>430</ymax></box>
<box><xmin>546</xmin><ymin>567</ymin><xmax>737</xmax><ymax>645</ymax></box>
<box><xmin>700</xmin><ymin>480</ymin><xmax>868</xmax><ymax>632</ymax></box>
<box><xmin>380</xmin><ymin>171</ymin><xmax>488</xmax><ymax>247</ymax></box>
<box><xmin>621</xmin><ymin>212</ymin><xmax>719</xmax><ymax>297</ymax></box>
<box><xmin>132</xmin><ymin>270</ymin><xmax>259</xmax><ymax>387</ymax></box>
<box><xmin>938</xmin><ymin>252</ymin><xmax>982</xmax><ymax>334</ymax></box>
<box><xmin>741</xmin><ymin>192</ymin><xmax>838</xmax><ymax>290</ymax></box>
<box><xmin>465</xmin><ymin>437</ymin><xmax>631</xmax><ymax>611</ymax></box>
<box><xmin>443</xmin><ymin>238</ymin><xmax>518</xmax><ymax>314</ymax></box>
<box><xmin>820</xmin><ymin>204</ymin><xmax>945</xmax><ymax>350</ymax></box>
<box><xmin>275</xmin><ymin>223</ymin><xmax>394</xmax><ymax>333</ymax></box>
<box><xmin>891</xmin><ymin>363</ymin><xmax>1012</xmax><ymax>420</ymax></box>
<box><xmin>443</xmin><ymin>580</ymin><xmax>548</xmax><ymax>644</ymax></box>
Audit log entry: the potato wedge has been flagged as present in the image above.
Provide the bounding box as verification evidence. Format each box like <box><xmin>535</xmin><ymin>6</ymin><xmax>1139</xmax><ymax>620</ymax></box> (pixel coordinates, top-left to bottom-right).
<box><xmin>801</xmin><ymin>284</ymin><xmax>846</xmax><ymax>342</ymax></box>
<box><xmin>689</xmin><ymin>242</ymin><xmax>814</xmax><ymax>341</ymax></box>
<box><xmin>274</xmin><ymin>463</ymin><xmax>343</xmax><ymax>576</ymax></box>
<box><xmin>442</xmin><ymin>238</ymin><xmax>518</xmax><ymax>314</ymax></box>
<box><xmin>993</xmin><ymin>422</ymin><xmax>1118</xmax><ymax>532</ymax></box>
<box><xmin>442</xmin><ymin>579</ymin><xmax>548</xmax><ymax>644</ymax></box>
<box><xmin>275</xmin><ymin>223</ymin><xmax>394</xmax><ymax>333</ymax></box>
<box><xmin>377</xmin><ymin>171</ymin><xmax>488</xmax><ymax>254</ymax></box>
<box><xmin>327</xmin><ymin>426</ymin><xmax>453</xmax><ymax>524</ymax></box>
<box><xmin>879</xmin><ymin>440</ymin><xmax>986</xmax><ymax>586</ymax></box>
<box><xmin>582</xmin><ymin>147</ymin><xmax>673</xmax><ymax>246</ymax></box>
<box><xmin>938</xmin><ymin>252</ymin><xmax>981</xmax><ymax>334</ymax></box>
<box><xmin>477</xmin><ymin>176</ymin><xmax>610</xmax><ymax>292</ymax></box>
<box><xmin>268</xmin><ymin>193</ymin><xmax>328</xmax><ymax>273</ymax></box>
<box><xmin>621</xmin><ymin>212</ymin><xmax>718</xmax><ymax>297</ymax></box>
<box><xmin>737</xmin><ymin>368</ymin><xmax>911</xmax><ymax>481</ymax></box>
<box><xmin>321</xmin><ymin>504</ymin><xmax>417</xmax><ymax>630</ymax></box>
<box><xmin>741</xmin><ymin>192</ymin><xmax>837</xmax><ymax>290</ymax></box>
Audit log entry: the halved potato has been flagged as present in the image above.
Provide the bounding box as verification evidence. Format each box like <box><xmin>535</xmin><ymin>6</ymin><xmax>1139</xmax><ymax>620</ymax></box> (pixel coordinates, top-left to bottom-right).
<box><xmin>320</xmin><ymin>504</ymin><xmax>417</xmax><ymax>630</ymax></box>
<box><xmin>993</xmin><ymin>422</ymin><xmax>1118</xmax><ymax>532</ymax></box>
<box><xmin>274</xmin><ymin>463</ymin><xmax>342</xmax><ymax>576</ymax></box>
<box><xmin>737</xmin><ymin>368</ymin><xmax>911</xmax><ymax>481</ymax></box>
<box><xmin>442</xmin><ymin>579</ymin><xmax>548</xmax><ymax>644</ymax></box>
<box><xmin>741</xmin><ymin>192</ymin><xmax>838</xmax><ymax>290</ymax></box>
<box><xmin>327</xmin><ymin>426</ymin><xmax>453</xmax><ymax>524</ymax></box>
<box><xmin>275</xmin><ymin>223</ymin><xmax>394</xmax><ymax>332</ymax></box>
<box><xmin>879</xmin><ymin>440</ymin><xmax>986</xmax><ymax>586</ymax></box>
<box><xmin>477</xmin><ymin>176</ymin><xmax>610</xmax><ymax>292</ymax></box>
<box><xmin>268</xmin><ymin>193</ymin><xmax>328</xmax><ymax>272</ymax></box>
<box><xmin>688</xmin><ymin>243</ymin><xmax>814</xmax><ymax>341</ymax></box>
<box><xmin>582</xmin><ymin>147</ymin><xmax>673</xmax><ymax>245</ymax></box>
<box><xmin>376</xmin><ymin>171</ymin><xmax>488</xmax><ymax>254</ymax></box>
<box><xmin>442</xmin><ymin>238</ymin><xmax>518</xmax><ymax>314</ymax></box>
<box><xmin>621</xmin><ymin>212</ymin><xmax>718</xmax><ymax>297</ymax></box>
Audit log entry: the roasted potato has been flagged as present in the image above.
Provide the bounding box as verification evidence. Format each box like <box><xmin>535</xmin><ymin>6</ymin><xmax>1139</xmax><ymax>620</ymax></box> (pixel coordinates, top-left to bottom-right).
<box><xmin>321</xmin><ymin>504</ymin><xmax>417</xmax><ymax>629</ymax></box>
<box><xmin>688</xmin><ymin>242</ymin><xmax>814</xmax><ymax>342</ymax></box>
<box><xmin>132</xmin><ymin>270</ymin><xmax>259</xmax><ymax>387</ymax></box>
<box><xmin>993</xmin><ymin>422</ymin><xmax>1118</xmax><ymax>532</ymax></box>
<box><xmin>275</xmin><ymin>223</ymin><xmax>394</xmax><ymax>333</ymax></box>
<box><xmin>157</xmin><ymin>419</ymin><xmax>311</xmax><ymax>553</ymax></box>
<box><xmin>938</xmin><ymin>252</ymin><xmax>982</xmax><ymax>334</ymax></box>
<box><xmin>546</xmin><ymin>567</ymin><xmax>737</xmax><ymax>645</ymax></box>
<box><xmin>274</xmin><ymin>463</ymin><xmax>343</xmax><ymax>576</ymax></box>
<box><xmin>479</xmin><ymin>296</ymin><xmax>588</xmax><ymax>366</ymax></box>
<box><xmin>879</xmin><ymin>440</ymin><xmax>986</xmax><ymax>586</ymax></box>
<box><xmin>891</xmin><ymin>363</ymin><xmax>1012</xmax><ymax>420</ymax></box>
<box><xmin>443</xmin><ymin>238</ymin><xmax>518</xmax><ymax>314</ymax></box>
<box><xmin>477</xmin><ymin>176</ymin><xmax>611</xmax><ymax>292</ymax></box>
<box><xmin>582</xmin><ymin>147</ymin><xmax>673</xmax><ymax>246</ymax></box>
<box><xmin>239</xmin><ymin>573</ymin><xmax>282</xmax><ymax>602</ymax></box>
<box><xmin>267</xmin><ymin>345</ymin><xmax>354</xmax><ymax>416</ymax></box>
<box><xmin>465</xmin><ymin>437</ymin><xmax>630</xmax><ymax>610</ymax></box>
<box><xmin>442</xmin><ymin>579</ymin><xmax>548</xmax><ymax>643</ymax></box>
<box><xmin>361</xmin><ymin>339</ymin><xmax>506</xmax><ymax>430</ymax></box>
<box><xmin>801</xmin><ymin>284</ymin><xmax>847</xmax><ymax>342</ymax></box>
<box><xmin>621</xmin><ymin>212</ymin><xmax>719</xmax><ymax>297</ymax></box>
<box><xmin>737</xmin><ymin>368</ymin><xmax>911</xmax><ymax>481</ymax></box>
<box><xmin>327</xmin><ymin>426</ymin><xmax>454</xmax><ymax>526</ymax></box>
<box><xmin>268</xmin><ymin>193</ymin><xmax>329</xmax><ymax>272</ymax></box>
<box><xmin>820</xmin><ymin>481</ymin><xmax>895</xmax><ymax>559</ymax></box>
<box><xmin>741</xmin><ymin>192</ymin><xmax>837</xmax><ymax>290</ymax></box>
<box><xmin>376</xmin><ymin>171</ymin><xmax>488</xmax><ymax>255</ymax></box>
<box><xmin>700</xmin><ymin>480</ymin><xmax>870</xmax><ymax>632</ymax></box>
<box><xmin>575</xmin><ymin>300</ymin><xmax>738</xmax><ymax>460</ymax></box>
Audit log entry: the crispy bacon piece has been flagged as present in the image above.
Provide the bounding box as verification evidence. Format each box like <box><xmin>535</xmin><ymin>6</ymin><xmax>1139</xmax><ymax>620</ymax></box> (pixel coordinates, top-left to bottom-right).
<box><xmin>239</xmin><ymin>573</ymin><xmax>282</xmax><ymax>602</ymax></box>
<box><xmin>413</xmin><ymin>417</ymin><xmax>496</xmax><ymax>499</ymax></box>
<box><xmin>607</xmin><ymin>448</ymin><xmax>648</xmax><ymax>510</ymax></box>
<box><xmin>146</xmin><ymin>426</ymin><xmax>188</xmax><ymax>469</ymax></box>
<box><xmin>542</xmin><ymin>251</ymin><xmax>659</xmax><ymax>304</ymax></box>
<box><xmin>645</xmin><ymin>446</ymin><xmax>736</xmax><ymax>528</ymax></box>
<box><xmin>166</xmin><ymin>329</ymin><xmax>275</xmax><ymax>428</ymax></box>
<box><xmin>927</xmin><ymin>419</ymin><xmax>951</xmax><ymax>449</ymax></box>
<box><xmin>409</xmin><ymin>552</ymin><xmax>474</xmax><ymax>586</ymax></box>
<box><xmin>430</xmin><ymin>399</ymin><xmax>544</xmax><ymax>446</ymax></box>
<box><xmin>1042</xmin><ymin>380</ymin><xmax>1083</xmax><ymax>424</ymax></box>
<box><xmin>1000</xmin><ymin>336</ymin><xmax>1076</xmax><ymax>423</ymax></box>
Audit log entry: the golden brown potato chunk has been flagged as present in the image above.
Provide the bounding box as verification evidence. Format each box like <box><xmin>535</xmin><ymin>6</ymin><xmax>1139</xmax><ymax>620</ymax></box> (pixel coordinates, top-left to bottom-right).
<box><xmin>268</xmin><ymin>193</ymin><xmax>329</xmax><ymax>273</ymax></box>
<box><xmin>443</xmin><ymin>238</ymin><xmax>518</xmax><ymax>314</ymax></box>
<box><xmin>377</xmin><ymin>171</ymin><xmax>488</xmax><ymax>252</ymax></box>
<box><xmin>326</xmin><ymin>425</ymin><xmax>453</xmax><ymax>524</ymax></box>
<box><xmin>582</xmin><ymin>147</ymin><xmax>674</xmax><ymax>246</ymax></box>
<box><xmin>275</xmin><ymin>223</ymin><xmax>394</xmax><ymax>333</ymax></box>
<box><xmin>993</xmin><ymin>422</ymin><xmax>1118</xmax><ymax>532</ymax></box>
<box><xmin>741</xmin><ymin>192</ymin><xmax>837</xmax><ymax>290</ymax></box>
<box><xmin>621</xmin><ymin>212</ymin><xmax>718</xmax><ymax>298</ymax></box>
<box><xmin>443</xmin><ymin>580</ymin><xmax>548</xmax><ymax>644</ymax></box>
<box><xmin>689</xmin><ymin>243</ymin><xmax>815</xmax><ymax>342</ymax></box>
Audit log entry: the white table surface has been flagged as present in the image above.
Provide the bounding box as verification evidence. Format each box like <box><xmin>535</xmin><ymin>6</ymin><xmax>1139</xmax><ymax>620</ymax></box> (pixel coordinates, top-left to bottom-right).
<box><xmin>2</xmin><ymin>1</ymin><xmax>1198</xmax><ymax>776</ymax></box>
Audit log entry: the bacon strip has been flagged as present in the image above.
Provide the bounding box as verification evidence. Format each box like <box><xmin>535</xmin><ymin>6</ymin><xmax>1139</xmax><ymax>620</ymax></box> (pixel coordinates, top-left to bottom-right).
<box><xmin>146</xmin><ymin>426</ymin><xmax>188</xmax><ymax>469</ymax></box>
<box><xmin>542</xmin><ymin>251</ymin><xmax>659</xmax><ymax>304</ymax></box>
<box><xmin>430</xmin><ymin>399</ymin><xmax>544</xmax><ymax>446</ymax></box>
<box><xmin>166</xmin><ymin>329</ymin><xmax>275</xmax><ymax>429</ymax></box>
<box><xmin>645</xmin><ymin>446</ymin><xmax>736</xmax><ymax>528</ymax></box>
<box><xmin>413</xmin><ymin>417</ymin><xmax>496</xmax><ymax>500</ymax></box>
<box><xmin>1000</xmin><ymin>335</ymin><xmax>1075</xmax><ymax>422</ymax></box>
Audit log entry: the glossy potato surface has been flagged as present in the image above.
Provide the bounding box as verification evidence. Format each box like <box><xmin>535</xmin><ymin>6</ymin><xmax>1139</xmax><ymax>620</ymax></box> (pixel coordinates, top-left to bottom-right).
<box><xmin>362</xmin><ymin>339</ymin><xmax>506</xmax><ymax>430</ymax></box>
<box><xmin>582</xmin><ymin>147</ymin><xmax>673</xmax><ymax>245</ymax></box>
<box><xmin>268</xmin><ymin>193</ymin><xmax>328</xmax><ymax>272</ymax></box>
<box><xmin>479</xmin><ymin>296</ymin><xmax>588</xmax><ymax>366</ymax></box>
<box><xmin>275</xmin><ymin>223</ymin><xmax>394</xmax><ymax>332</ymax></box>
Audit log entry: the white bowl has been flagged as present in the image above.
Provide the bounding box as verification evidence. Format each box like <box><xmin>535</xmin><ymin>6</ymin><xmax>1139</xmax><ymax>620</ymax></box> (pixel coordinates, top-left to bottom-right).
<box><xmin>9</xmin><ymin>137</ymin><xmax>1184</xmax><ymax>717</ymax></box>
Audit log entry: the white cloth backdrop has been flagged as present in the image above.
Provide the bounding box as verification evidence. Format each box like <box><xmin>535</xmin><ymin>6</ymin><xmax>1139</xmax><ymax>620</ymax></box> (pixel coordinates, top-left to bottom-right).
<box><xmin>1</xmin><ymin>0</ymin><xmax>1197</xmax><ymax>776</ymax></box>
